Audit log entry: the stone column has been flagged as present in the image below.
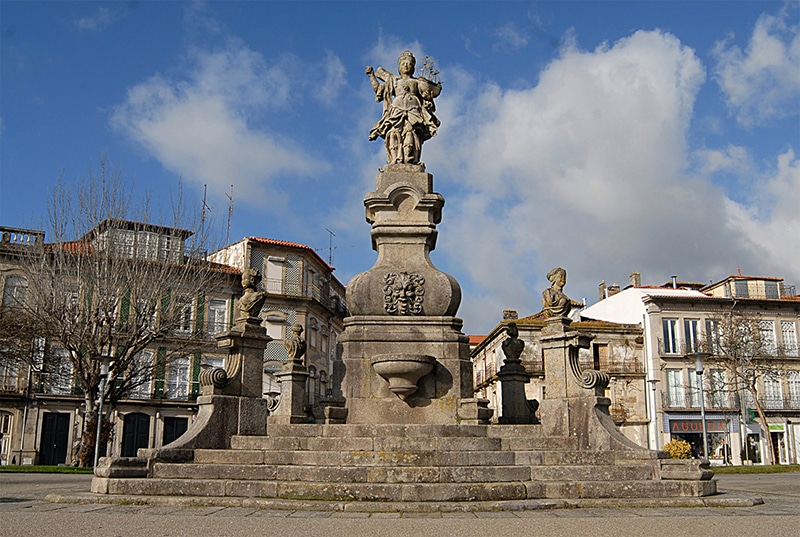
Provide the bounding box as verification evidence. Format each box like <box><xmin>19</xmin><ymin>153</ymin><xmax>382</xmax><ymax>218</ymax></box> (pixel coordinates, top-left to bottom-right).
<box><xmin>341</xmin><ymin>164</ymin><xmax>489</xmax><ymax>425</ymax></box>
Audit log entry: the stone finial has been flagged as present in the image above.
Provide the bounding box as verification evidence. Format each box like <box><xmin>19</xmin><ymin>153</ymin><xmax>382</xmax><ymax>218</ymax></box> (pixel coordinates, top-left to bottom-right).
<box><xmin>503</xmin><ymin>310</ymin><xmax>518</xmax><ymax>320</ymax></box>
<box><xmin>236</xmin><ymin>268</ymin><xmax>267</xmax><ymax>325</ymax></box>
<box><xmin>542</xmin><ymin>267</ymin><xmax>572</xmax><ymax>317</ymax></box>
<box><xmin>501</xmin><ymin>322</ymin><xmax>524</xmax><ymax>363</ymax></box>
<box><xmin>366</xmin><ymin>51</ymin><xmax>442</xmax><ymax>165</ymax></box>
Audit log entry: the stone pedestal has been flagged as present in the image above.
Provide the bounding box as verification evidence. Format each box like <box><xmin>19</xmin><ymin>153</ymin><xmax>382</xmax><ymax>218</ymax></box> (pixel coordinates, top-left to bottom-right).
<box><xmin>270</xmin><ymin>360</ymin><xmax>310</xmax><ymax>424</ymax></box>
<box><xmin>497</xmin><ymin>357</ymin><xmax>538</xmax><ymax>424</ymax></box>
<box><xmin>539</xmin><ymin>316</ymin><xmax>598</xmax><ymax>438</ymax></box>
<box><xmin>342</xmin><ymin>164</ymin><xmax>486</xmax><ymax>424</ymax></box>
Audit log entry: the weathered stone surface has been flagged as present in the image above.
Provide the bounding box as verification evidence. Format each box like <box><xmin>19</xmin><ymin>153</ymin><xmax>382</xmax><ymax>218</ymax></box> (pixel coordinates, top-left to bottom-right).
<box><xmin>152</xmin><ymin>463</ymin><xmax>277</xmax><ymax>481</ymax></box>
<box><xmin>225</xmin><ymin>480</ymin><xmax>278</xmax><ymax>498</ymax></box>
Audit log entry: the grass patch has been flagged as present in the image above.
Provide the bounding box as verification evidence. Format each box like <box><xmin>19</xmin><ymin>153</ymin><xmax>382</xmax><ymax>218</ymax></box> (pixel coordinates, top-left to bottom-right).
<box><xmin>713</xmin><ymin>464</ymin><xmax>800</xmax><ymax>475</ymax></box>
<box><xmin>0</xmin><ymin>465</ymin><xmax>94</xmax><ymax>474</ymax></box>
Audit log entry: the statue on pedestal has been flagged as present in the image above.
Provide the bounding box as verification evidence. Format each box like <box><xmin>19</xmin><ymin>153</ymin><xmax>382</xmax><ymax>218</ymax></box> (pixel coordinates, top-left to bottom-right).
<box><xmin>366</xmin><ymin>51</ymin><xmax>441</xmax><ymax>165</ymax></box>
<box><xmin>236</xmin><ymin>269</ymin><xmax>267</xmax><ymax>325</ymax></box>
<box><xmin>284</xmin><ymin>324</ymin><xmax>307</xmax><ymax>364</ymax></box>
<box><xmin>542</xmin><ymin>267</ymin><xmax>572</xmax><ymax>317</ymax></box>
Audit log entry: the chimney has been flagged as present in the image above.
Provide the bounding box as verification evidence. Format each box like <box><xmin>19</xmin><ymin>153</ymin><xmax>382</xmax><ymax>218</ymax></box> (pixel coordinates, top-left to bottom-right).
<box><xmin>671</xmin><ymin>275</ymin><xmax>678</xmax><ymax>289</ymax></box>
<box><xmin>630</xmin><ymin>271</ymin><xmax>641</xmax><ymax>288</ymax></box>
<box><xmin>503</xmin><ymin>310</ymin><xmax>518</xmax><ymax>320</ymax></box>
<box><xmin>608</xmin><ymin>284</ymin><xmax>621</xmax><ymax>297</ymax></box>
<box><xmin>599</xmin><ymin>281</ymin><xmax>607</xmax><ymax>301</ymax></box>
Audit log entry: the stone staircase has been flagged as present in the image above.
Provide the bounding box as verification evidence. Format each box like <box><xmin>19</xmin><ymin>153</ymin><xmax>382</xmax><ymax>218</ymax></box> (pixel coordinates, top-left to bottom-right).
<box><xmin>94</xmin><ymin>424</ymin><xmax>715</xmax><ymax>503</ymax></box>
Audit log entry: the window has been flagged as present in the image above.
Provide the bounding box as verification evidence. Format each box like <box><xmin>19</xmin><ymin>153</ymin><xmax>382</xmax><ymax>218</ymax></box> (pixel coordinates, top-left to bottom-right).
<box><xmin>684</xmin><ymin>319</ymin><xmax>701</xmax><ymax>353</ymax></box>
<box><xmin>709</xmin><ymin>369</ymin><xmax>726</xmax><ymax>408</ymax></box>
<box><xmin>759</xmin><ymin>320</ymin><xmax>777</xmax><ymax>354</ymax></box>
<box><xmin>165</xmin><ymin>357</ymin><xmax>190</xmax><ymax>400</ymax></box>
<box><xmin>2</xmin><ymin>275</ymin><xmax>27</xmax><ymax>308</ymax></box>
<box><xmin>734</xmin><ymin>280</ymin><xmax>749</xmax><ymax>298</ymax></box>
<box><xmin>175</xmin><ymin>296</ymin><xmax>193</xmax><ymax>335</ymax></box>
<box><xmin>763</xmin><ymin>377</ymin><xmax>783</xmax><ymax>409</ymax></box>
<box><xmin>309</xmin><ymin>318</ymin><xmax>318</xmax><ymax>349</ymax></box>
<box><xmin>781</xmin><ymin>321</ymin><xmax>798</xmax><ymax>355</ymax></box>
<box><xmin>129</xmin><ymin>351</ymin><xmax>153</xmax><ymax>399</ymax></box>
<box><xmin>705</xmin><ymin>319</ymin><xmax>720</xmax><ymax>354</ymax></box>
<box><xmin>207</xmin><ymin>299</ymin><xmax>228</xmax><ymax>335</ymax></box>
<box><xmin>264</xmin><ymin>313</ymin><xmax>285</xmax><ymax>341</ymax></box>
<box><xmin>765</xmin><ymin>281</ymin><xmax>779</xmax><ymax>299</ymax></box>
<box><xmin>266</xmin><ymin>256</ymin><xmax>284</xmax><ymax>294</ymax></box>
<box><xmin>662</xmin><ymin>319</ymin><xmax>679</xmax><ymax>354</ymax></box>
<box><xmin>202</xmin><ymin>356</ymin><xmax>224</xmax><ymax>370</ymax></box>
<box><xmin>787</xmin><ymin>371</ymin><xmax>800</xmax><ymax>408</ymax></box>
<box><xmin>45</xmin><ymin>348</ymin><xmax>73</xmax><ymax>395</ymax></box>
<box><xmin>688</xmin><ymin>369</ymin><xmax>701</xmax><ymax>407</ymax></box>
<box><xmin>666</xmin><ymin>370</ymin><xmax>684</xmax><ymax>407</ymax></box>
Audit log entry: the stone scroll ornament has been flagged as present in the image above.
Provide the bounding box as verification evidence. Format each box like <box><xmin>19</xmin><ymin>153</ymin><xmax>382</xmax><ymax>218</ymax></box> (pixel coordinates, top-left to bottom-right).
<box><xmin>383</xmin><ymin>272</ymin><xmax>425</xmax><ymax>315</ymax></box>
<box><xmin>366</xmin><ymin>51</ymin><xmax>441</xmax><ymax>165</ymax></box>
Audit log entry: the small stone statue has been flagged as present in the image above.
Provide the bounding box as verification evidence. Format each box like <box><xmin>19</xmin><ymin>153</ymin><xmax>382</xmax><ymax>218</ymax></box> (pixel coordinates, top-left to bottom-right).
<box><xmin>366</xmin><ymin>50</ymin><xmax>442</xmax><ymax>165</ymax></box>
<box><xmin>501</xmin><ymin>322</ymin><xmax>525</xmax><ymax>363</ymax></box>
<box><xmin>284</xmin><ymin>324</ymin><xmax>307</xmax><ymax>363</ymax></box>
<box><xmin>236</xmin><ymin>268</ymin><xmax>267</xmax><ymax>325</ymax></box>
<box><xmin>542</xmin><ymin>267</ymin><xmax>572</xmax><ymax>317</ymax></box>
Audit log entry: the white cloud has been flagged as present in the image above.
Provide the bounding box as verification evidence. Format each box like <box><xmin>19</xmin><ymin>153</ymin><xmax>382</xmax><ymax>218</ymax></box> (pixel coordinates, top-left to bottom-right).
<box><xmin>725</xmin><ymin>149</ymin><xmax>800</xmax><ymax>274</ymax></box>
<box><xmin>494</xmin><ymin>23</ymin><xmax>529</xmax><ymax>51</ymax></box>
<box><xmin>111</xmin><ymin>42</ymin><xmax>330</xmax><ymax>203</ymax></box>
<box><xmin>693</xmin><ymin>144</ymin><xmax>753</xmax><ymax>176</ymax></box>
<box><xmin>712</xmin><ymin>8</ymin><xmax>800</xmax><ymax>127</ymax></box>
<box><xmin>420</xmin><ymin>29</ymin><xmax>799</xmax><ymax>333</ymax></box>
<box><xmin>74</xmin><ymin>6</ymin><xmax>120</xmax><ymax>31</ymax></box>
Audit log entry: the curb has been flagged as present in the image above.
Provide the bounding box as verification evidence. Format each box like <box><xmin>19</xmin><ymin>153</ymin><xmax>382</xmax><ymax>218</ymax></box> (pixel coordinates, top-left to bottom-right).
<box><xmin>45</xmin><ymin>492</ymin><xmax>764</xmax><ymax>513</ymax></box>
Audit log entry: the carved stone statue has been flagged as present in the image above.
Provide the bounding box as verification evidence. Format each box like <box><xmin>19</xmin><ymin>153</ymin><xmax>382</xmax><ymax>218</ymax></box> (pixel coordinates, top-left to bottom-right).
<box><xmin>542</xmin><ymin>267</ymin><xmax>572</xmax><ymax>317</ymax></box>
<box><xmin>284</xmin><ymin>324</ymin><xmax>307</xmax><ymax>363</ymax></box>
<box><xmin>237</xmin><ymin>268</ymin><xmax>267</xmax><ymax>325</ymax></box>
<box><xmin>366</xmin><ymin>51</ymin><xmax>441</xmax><ymax>165</ymax></box>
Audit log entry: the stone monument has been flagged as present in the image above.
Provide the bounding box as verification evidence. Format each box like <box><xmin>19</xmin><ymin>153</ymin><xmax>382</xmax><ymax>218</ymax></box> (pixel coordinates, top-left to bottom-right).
<box><xmin>87</xmin><ymin>53</ymin><xmax>719</xmax><ymax>507</ymax></box>
<box><xmin>341</xmin><ymin>50</ymin><xmax>490</xmax><ymax>424</ymax></box>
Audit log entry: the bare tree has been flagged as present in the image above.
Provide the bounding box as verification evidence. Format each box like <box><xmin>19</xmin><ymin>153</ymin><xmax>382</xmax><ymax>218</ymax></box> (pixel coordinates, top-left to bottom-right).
<box><xmin>703</xmin><ymin>309</ymin><xmax>784</xmax><ymax>465</ymax></box>
<box><xmin>3</xmin><ymin>157</ymin><xmax>235</xmax><ymax>466</ymax></box>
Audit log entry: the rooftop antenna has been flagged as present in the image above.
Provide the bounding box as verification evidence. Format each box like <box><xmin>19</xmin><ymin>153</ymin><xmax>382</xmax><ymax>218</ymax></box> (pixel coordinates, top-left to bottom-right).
<box><xmin>200</xmin><ymin>184</ymin><xmax>212</xmax><ymax>235</ymax></box>
<box><xmin>225</xmin><ymin>184</ymin><xmax>234</xmax><ymax>245</ymax></box>
<box><xmin>325</xmin><ymin>228</ymin><xmax>336</xmax><ymax>266</ymax></box>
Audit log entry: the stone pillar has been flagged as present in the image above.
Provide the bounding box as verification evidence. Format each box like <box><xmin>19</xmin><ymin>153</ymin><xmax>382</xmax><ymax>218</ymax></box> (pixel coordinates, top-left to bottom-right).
<box><xmin>496</xmin><ymin>322</ymin><xmax>538</xmax><ymax>424</ymax></box>
<box><xmin>539</xmin><ymin>316</ymin><xmax>600</xmax><ymax>438</ymax></box>
<box><xmin>270</xmin><ymin>361</ymin><xmax>310</xmax><ymax>424</ymax></box>
<box><xmin>341</xmin><ymin>164</ymin><xmax>489</xmax><ymax>424</ymax></box>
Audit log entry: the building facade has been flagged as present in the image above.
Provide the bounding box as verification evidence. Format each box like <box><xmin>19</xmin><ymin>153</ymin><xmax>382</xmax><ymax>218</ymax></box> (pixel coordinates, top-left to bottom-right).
<box><xmin>582</xmin><ymin>273</ymin><xmax>800</xmax><ymax>465</ymax></box>
<box><xmin>0</xmin><ymin>223</ymin><xmax>240</xmax><ymax>466</ymax></box>
<box><xmin>209</xmin><ymin>237</ymin><xmax>349</xmax><ymax>421</ymax></box>
<box><xmin>471</xmin><ymin>310</ymin><xmax>649</xmax><ymax>447</ymax></box>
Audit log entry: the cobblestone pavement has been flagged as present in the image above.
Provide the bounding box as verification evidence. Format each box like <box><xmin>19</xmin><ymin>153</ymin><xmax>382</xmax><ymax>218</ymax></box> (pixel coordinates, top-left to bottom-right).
<box><xmin>1</xmin><ymin>473</ymin><xmax>798</xmax><ymax>537</ymax></box>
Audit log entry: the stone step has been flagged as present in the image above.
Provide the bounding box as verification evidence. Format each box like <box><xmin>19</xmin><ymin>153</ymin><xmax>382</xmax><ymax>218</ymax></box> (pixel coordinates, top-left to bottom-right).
<box><xmin>152</xmin><ymin>462</ymin><xmax>531</xmax><ymax>483</ymax></box>
<box><xmin>542</xmin><ymin>479</ymin><xmax>717</xmax><ymax>499</ymax></box>
<box><xmin>231</xmin><ymin>434</ymin><xmax>503</xmax><ymax>452</ymax></box>
<box><xmin>97</xmin><ymin>477</ymin><xmax>532</xmax><ymax>502</ymax></box>
<box><xmin>265</xmin><ymin>424</ymin><xmax>491</xmax><ymax>438</ymax></box>
<box><xmin>529</xmin><ymin>464</ymin><xmax>654</xmax><ymax>482</ymax></box>
<box><xmin>93</xmin><ymin>476</ymin><xmax>715</xmax><ymax>501</ymax></box>
<box><xmin>195</xmin><ymin>448</ymin><xmax>517</xmax><ymax>467</ymax></box>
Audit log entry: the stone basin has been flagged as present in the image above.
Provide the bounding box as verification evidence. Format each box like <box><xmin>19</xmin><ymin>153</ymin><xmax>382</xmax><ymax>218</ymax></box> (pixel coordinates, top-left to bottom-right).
<box><xmin>371</xmin><ymin>354</ymin><xmax>436</xmax><ymax>400</ymax></box>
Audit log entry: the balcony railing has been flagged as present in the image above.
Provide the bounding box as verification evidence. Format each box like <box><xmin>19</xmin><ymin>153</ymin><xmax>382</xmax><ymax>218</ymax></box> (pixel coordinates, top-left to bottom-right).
<box><xmin>744</xmin><ymin>395</ymin><xmax>800</xmax><ymax>411</ymax></box>
<box><xmin>598</xmin><ymin>358</ymin><xmax>644</xmax><ymax>374</ymax></box>
<box><xmin>662</xmin><ymin>391</ymin><xmax>739</xmax><ymax>410</ymax></box>
<box><xmin>262</xmin><ymin>278</ymin><xmax>348</xmax><ymax>316</ymax></box>
<box><xmin>0</xmin><ymin>376</ymin><xmax>26</xmax><ymax>394</ymax></box>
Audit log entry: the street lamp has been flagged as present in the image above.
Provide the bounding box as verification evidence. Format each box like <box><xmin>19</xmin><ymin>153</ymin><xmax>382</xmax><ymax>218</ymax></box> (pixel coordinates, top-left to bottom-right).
<box><xmin>690</xmin><ymin>352</ymin><xmax>712</xmax><ymax>461</ymax></box>
<box><xmin>93</xmin><ymin>354</ymin><xmax>114</xmax><ymax>468</ymax></box>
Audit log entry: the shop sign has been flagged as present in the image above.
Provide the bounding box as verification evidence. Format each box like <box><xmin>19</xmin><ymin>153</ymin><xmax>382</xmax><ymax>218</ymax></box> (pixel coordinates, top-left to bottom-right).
<box><xmin>669</xmin><ymin>420</ymin><xmax>727</xmax><ymax>433</ymax></box>
<box><xmin>769</xmin><ymin>424</ymin><xmax>785</xmax><ymax>431</ymax></box>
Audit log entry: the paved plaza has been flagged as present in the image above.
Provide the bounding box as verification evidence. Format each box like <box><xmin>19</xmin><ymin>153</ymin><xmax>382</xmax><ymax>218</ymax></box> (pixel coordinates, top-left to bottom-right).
<box><xmin>0</xmin><ymin>472</ymin><xmax>798</xmax><ymax>536</ymax></box>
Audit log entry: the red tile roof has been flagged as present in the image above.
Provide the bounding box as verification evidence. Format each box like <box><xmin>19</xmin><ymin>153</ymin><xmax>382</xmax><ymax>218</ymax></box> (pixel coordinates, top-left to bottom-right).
<box><xmin>247</xmin><ymin>237</ymin><xmax>334</xmax><ymax>270</ymax></box>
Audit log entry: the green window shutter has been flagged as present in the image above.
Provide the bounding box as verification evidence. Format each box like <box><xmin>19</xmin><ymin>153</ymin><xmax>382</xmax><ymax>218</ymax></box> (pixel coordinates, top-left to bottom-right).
<box><xmin>190</xmin><ymin>351</ymin><xmax>202</xmax><ymax>399</ymax></box>
<box><xmin>161</xmin><ymin>289</ymin><xmax>172</xmax><ymax>317</ymax></box>
<box><xmin>195</xmin><ymin>293</ymin><xmax>205</xmax><ymax>336</ymax></box>
<box><xmin>154</xmin><ymin>347</ymin><xmax>167</xmax><ymax>398</ymax></box>
<box><xmin>119</xmin><ymin>291</ymin><xmax>131</xmax><ymax>325</ymax></box>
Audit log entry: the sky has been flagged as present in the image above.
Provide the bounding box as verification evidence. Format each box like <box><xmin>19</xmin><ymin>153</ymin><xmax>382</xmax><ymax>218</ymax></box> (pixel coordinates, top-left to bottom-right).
<box><xmin>1</xmin><ymin>1</ymin><xmax>798</xmax><ymax>335</ymax></box>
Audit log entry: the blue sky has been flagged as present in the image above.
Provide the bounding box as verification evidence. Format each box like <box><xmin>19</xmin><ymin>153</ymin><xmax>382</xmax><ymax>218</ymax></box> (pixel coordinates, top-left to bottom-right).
<box><xmin>1</xmin><ymin>1</ymin><xmax>798</xmax><ymax>335</ymax></box>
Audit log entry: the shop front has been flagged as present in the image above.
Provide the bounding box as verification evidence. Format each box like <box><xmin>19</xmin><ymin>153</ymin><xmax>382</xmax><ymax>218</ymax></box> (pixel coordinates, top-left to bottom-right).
<box><xmin>667</xmin><ymin>415</ymin><xmax>738</xmax><ymax>464</ymax></box>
